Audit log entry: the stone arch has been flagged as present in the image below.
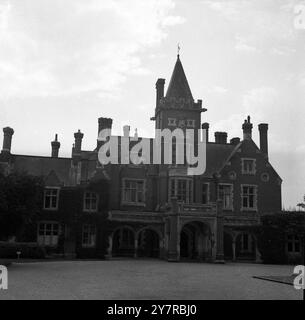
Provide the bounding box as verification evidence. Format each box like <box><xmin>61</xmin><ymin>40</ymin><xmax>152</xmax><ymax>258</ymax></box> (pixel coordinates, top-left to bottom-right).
<box><xmin>235</xmin><ymin>232</ymin><xmax>256</xmax><ymax>260</ymax></box>
<box><xmin>136</xmin><ymin>227</ymin><xmax>161</xmax><ymax>258</ymax></box>
<box><xmin>112</xmin><ymin>225</ymin><xmax>135</xmax><ymax>257</ymax></box>
<box><xmin>179</xmin><ymin>221</ymin><xmax>212</xmax><ymax>261</ymax></box>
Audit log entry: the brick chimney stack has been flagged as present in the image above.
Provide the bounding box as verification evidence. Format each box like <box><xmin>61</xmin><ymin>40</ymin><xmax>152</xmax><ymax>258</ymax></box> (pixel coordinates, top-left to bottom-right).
<box><xmin>51</xmin><ymin>134</ymin><xmax>60</xmax><ymax>158</ymax></box>
<box><xmin>258</xmin><ymin>123</ymin><xmax>268</xmax><ymax>159</ymax></box>
<box><xmin>98</xmin><ymin>117</ymin><xmax>113</xmax><ymax>136</ymax></box>
<box><xmin>74</xmin><ymin>130</ymin><xmax>84</xmax><ymax>154</ymax></box>
<box><xmin>215</xmin><ymin>132</ymin><xmax>227</xmax><ymax>144</ymax></box>
<box><xmin>156</xmin><ymin>78</ymin><xmax>165</xmax><ymax>107</ymax></box>
<box><xmin>201</xmin><ymin>123</ymin><xmax>209</xmax><ymax>143</ymax></box>
<box><xmin>2</xmin><ymin>127</ymin><xmax>14</xmax><ymax>154</ymax></box>
<box><xmin>242</xmin><ymin>115</ymin><xmax>253</xmax><ymax>140</ymax></box>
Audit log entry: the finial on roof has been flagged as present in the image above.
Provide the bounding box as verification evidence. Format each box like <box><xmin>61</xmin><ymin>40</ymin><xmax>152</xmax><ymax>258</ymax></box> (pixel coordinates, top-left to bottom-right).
<box><xmin>177</xmin><ymin>42</ymin><xmax>181</xmax><ymax>58</ymax></box>
<box><xmin>55</xmin><ymin>134</ymin><xmax>58</xmax><ymax>142</ymax></box>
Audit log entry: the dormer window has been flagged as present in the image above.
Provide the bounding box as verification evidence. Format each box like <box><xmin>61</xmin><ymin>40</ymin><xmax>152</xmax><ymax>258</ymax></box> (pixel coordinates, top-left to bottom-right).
<box><xmin>44</xmin><ymin>188</ymin><xmax>59</xmax><ymax>210</ymax></box>
<box><xmin>84</xmin><ymin>192</ymin><xmax>98</xmax><ymax>212</ymax></box>
<box><xmin>168</xmin><ymin>118</ymin><xmax>176</xmax><ymax>126</ymax></box>
<box><xmin>242</xmin><ymin>158</ymin><xmax>256</xmax><ymax>175</ymax></box>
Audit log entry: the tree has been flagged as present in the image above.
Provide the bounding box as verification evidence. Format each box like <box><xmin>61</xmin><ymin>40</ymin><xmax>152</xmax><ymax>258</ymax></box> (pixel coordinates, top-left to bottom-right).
<box><xmin>0</xmin><ymin>172</ymin><xmax>44</xmax><ymax>241</ymax></box>
<box><xmin>296</xmin><ymin>194</ymin><xmax>305</xmax><ymax>211</ymax></box>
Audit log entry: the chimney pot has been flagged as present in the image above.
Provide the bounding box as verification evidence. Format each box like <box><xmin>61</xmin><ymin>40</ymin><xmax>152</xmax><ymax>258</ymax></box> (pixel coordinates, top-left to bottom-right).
<box><xmin>215</xmin><ymin>132</ymin><xmax>227</xmax><ymax>144</ymax></box>
<box><xmin>258</xmin><ymin>123</ymin><xmax>268</xmax><ymax>158</ymax></box>
<box><xmin>51</xmin><ymin>134</ymin><xmax>60</xmax><ymax>158</ymax></box>
<box><xmin>2</xmin><ymin>127</ymin><xmax>14</xmax><ymax>154</ymax></box>
<box><xmin>242</xmin><ymin>116</ymin><xmax>253</xmax><ymax>140</ymax></box>
<box><xmin>201</xmin><ymin>122</ymin><xmax>209</xmax><ymax>143</ymax></box>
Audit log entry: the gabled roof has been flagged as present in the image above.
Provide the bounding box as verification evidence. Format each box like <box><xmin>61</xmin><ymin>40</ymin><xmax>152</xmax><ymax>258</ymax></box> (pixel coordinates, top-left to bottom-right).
<box><xmin>165</xmin><ymin>55</ymin><xmax>193</xmax><ymax>101</ymax></box>
<box><xmin>202</xmin><ymin>143</ymin><xmax>235</xmax><ymax>178</ymax></box>
<box><xmin>11</xmin><ymin>155</ymin><xmax>72</xmax><ymax>186</ymax></box>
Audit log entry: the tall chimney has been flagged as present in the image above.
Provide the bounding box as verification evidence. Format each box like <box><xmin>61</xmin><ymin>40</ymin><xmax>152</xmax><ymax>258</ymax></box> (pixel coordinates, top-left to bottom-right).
<box><xmin>2</xmin><ymin>127</ymin><xmax>14</xmax><ymax>154</ymax></box>
<box><xmin>202</xmin><ymin>122</ymin><xmax>209</xmax><ymax>143</ymax></box>
<box><xmin>215</xmin><ymin>132</ymin><xmax>227</xmax><ymax>144</ymax></box>
<box><xmin>74</xmin><ymin>130</ymin><xmax>84</xmax><ymax>154</ymax></box>
<box><xmin>258</xmin><ymin>123</ymin><xmax>268</xmax><ymax>158</ymax></box>
<box><xmin>98</xmin><ymin>117</ymin><xmax>113</xmax><ymax>136</ymax></box>
<box><xmin>51</xmin><ymin>134</ymin><xmax>60</xmax><ymax>158</ymax></box>
<box><xmin>155</xmin><ymin>78</ymin><xmax>165</xmax><ymax>107</ymax></box>
<box><xmin>242</xmin><ymin>115</ymin><xmax>253</xmax><ymax>140</ymax></box>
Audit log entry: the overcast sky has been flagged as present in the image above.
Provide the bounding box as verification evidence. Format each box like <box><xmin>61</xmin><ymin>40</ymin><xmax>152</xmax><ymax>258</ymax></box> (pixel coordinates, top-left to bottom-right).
<box><xmin>0</xmin><ymin>0</ymin><xmax>304</xmax><ymax>209</ymax></box>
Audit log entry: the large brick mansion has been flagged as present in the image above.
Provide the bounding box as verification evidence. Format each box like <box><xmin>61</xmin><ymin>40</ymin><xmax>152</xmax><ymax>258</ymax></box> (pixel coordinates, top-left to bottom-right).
<box><xmin>0</xmin><ymin>55</ymin><xmax>282</xmax><ymax>262</ymax></box>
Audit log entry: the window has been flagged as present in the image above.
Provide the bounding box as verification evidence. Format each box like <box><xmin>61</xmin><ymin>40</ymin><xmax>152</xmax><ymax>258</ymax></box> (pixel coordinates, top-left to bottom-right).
<box><xmin>38</xmin><ymin>223</ymin><xmax>59</xmax><ymax>246</ymax></box>
<box><xmin>187</xmin><ymin>119</ymin><xmax>195</xmax><ymax>128</ymax></box>
<box><xmin>169</xmin><ymin>178</ymin><xmax>193</xmax><ymax>204</ymax></box>
<box><xmin>122</xmin><ymin>179</ymin><xmax>145</xmax><ymax>204</ymax></box>
<box><xmin>218</xmin><ymin>184</ymin><xmax>233</xmax><ymax>210</ymax></box>
<box><xmin>84</xmin><ymin>192</ymin><xmax>98</xmax><ymax>212</ymax></box>
<box><xmin>287</xmin><ymin>235</ymin><xmax>301</xmax><ymax>253</ymax></box>
<box><xmin>44</xmin><ymin>188</ymin><xmax>59</xmax><ymax>210</ymax></box>
<box><xmin>242</xmin><ymin>158</ymin><xmax>256</xmax><ymax>175</ymax></box>
<box><xmin>202</xmin><ymin>183</ymin><xmax>209</xmax><ymax>204</ymax></box>
<box><xmin>168</xmin><ymin>118</ymin><xmax>176</xmax><ymax>126</ymax></box>
<box><xmin>82</xmin><ymin>225</ymin><xmax>96</xmax><ymax>248</ymax></box>
<box><xmin>241</xmin><ymin>185</ymin><xmax>257</xmax><ymax>210</ymax></box>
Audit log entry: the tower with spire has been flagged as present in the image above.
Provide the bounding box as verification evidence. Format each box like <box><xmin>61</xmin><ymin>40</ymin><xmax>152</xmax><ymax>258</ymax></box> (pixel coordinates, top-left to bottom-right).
<box><xmin>151</xmin><ymin>54</ymin><xmax>207</xmax><ymax>131</ymax></box>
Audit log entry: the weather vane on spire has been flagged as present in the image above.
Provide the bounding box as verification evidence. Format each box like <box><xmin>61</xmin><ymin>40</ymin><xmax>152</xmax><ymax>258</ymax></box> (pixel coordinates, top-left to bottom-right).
<box><xmin>177</xmin><ymin>43</ymin><xmax>181</xmax><ymax>57</ymax></box>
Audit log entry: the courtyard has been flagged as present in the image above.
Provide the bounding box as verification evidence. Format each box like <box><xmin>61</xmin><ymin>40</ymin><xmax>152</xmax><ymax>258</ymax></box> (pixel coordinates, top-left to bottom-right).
<box><xmin>0</xmin><ymin>259</ymin><xmax>302</xmax><ymax>300</ymax></box>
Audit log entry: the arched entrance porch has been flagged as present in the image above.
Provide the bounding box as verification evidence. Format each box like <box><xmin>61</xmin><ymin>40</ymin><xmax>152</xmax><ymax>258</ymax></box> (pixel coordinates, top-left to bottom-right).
<box><xmin>179</xmin><ymin>221</ymin><xmax>212</xmax><ymax>261</ymax></box>
<box><xmin>112</xmin><ymin>226</ymin><xmax>135</xmax><ymax>257</ymax></box>
<box><xmin>137</xmin><ymin>228</ymin><xmax>160</xmax><ymax>258</ymax></box>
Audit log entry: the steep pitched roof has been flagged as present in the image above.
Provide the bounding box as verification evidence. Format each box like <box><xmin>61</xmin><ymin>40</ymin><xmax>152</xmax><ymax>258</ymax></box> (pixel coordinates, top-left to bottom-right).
<box><xmin>11</xmin><ymin>155</ymin><xmax>72</xmax><ymax>186</ymax></box>
<box><xmin>165</xmin><ymin>55</ymin><xmax>193</xmax><ymax>101</ymax></box>
<box><xmin>202</xmin><ymin>143</ymin><xmax>235</xmax><ymax>178</ymax></box>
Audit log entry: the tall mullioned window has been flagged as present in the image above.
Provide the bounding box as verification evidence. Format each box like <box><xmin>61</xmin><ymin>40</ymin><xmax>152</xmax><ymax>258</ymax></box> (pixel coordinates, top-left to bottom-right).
<box><xmin>218</xmin><ymin>184</ymin><xmax>233</xmax><ymax>210</ymax></box>
<box><xmin>44</xmin><ymin>188</ymin><xmax>59</xmax><ymax>210</ymax></box>
<box><xmin>241</xmin><ymin>185</ymin><xmax>257</xmax><ymax>210</ymax></box>
<box><xmin>83</xmin><ymin>192</ymin><xmax>98</xmax><ymax>212</ymax></box>
<box><xmin>169</xmin><ymin>178</ymin><xmax>193</xmax><ymax>204</ymax></box>
<box><xmin>202</xmin><ymin>183</ymin><xmax>209</xmax><ymax>204</ymax></box>
<box><xmin>122</xmin><ymin>179</ymin><xmax>145</xmax><ymax>205</ymax></box>
<box><xmin>287</xmin><ymin>235</ymin><xmax>301</xmax><ymax>253</ymax></box>
<box><xmin>82</xmin><ymin>225</ymin><xmax>96</xmax><ymax>248</ymax></box>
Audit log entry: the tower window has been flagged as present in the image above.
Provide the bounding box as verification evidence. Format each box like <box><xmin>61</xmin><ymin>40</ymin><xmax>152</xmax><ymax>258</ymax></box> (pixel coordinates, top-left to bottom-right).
<box><xmin>187</xmin><ymin>119</ymin><xmax>195</xmax><ymax>128</ymax></box>
<box><xmin>168</xmin><ymin>118</ymin><xmax>176</xmax><ymax>126</ymax></box>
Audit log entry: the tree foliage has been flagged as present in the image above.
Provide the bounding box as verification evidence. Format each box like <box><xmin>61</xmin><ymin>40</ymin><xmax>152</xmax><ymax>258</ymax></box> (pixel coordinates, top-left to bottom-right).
<box><xmin>0</xmin><ymin>172</ymin><xmax>44</xmax><ymax>240</ymax></box>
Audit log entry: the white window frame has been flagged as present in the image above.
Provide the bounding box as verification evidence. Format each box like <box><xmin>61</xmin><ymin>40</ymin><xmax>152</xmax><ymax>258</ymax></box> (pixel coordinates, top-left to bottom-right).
<box><xmin>168</xmin><ymin>118</ymin><xmax>176</xmax><ymax>126</ymax></box>
<box><xmin>218</xmin><ymin>183</ymin><xmax>234</xmax><ymax>210</ymax></box>
<box><xmin>168</xmin><ymin>178</ymin><xmax>193</xmax><ymax>204</ymax></box>
<box><xmin>241</xmin><ymin>158</ymin><xmax>256</xmax><ymax>175</ymax></box>
<box><xmin>241</xmin><ymin>184</ymin><xmax>258</xmax><ymax>211</ymax></box>
<box><xmin>43</xmin><ymin>187</ymin><xmax>60</xmax><ymax>210</ymax></box>
<box><xmin>82</xmin><ymin>224</ymin><xmax>97</xmax><ymax>248</ymax></box>
<box><xmin>122</xmin><ymin>178</ymin><xmax>146</xmax><ymax>206</ymax></box>
<box><xmin>37</xmin><ymin>222</ymin><xmax>59</xmax><ymax>247</ymax></box>
<box><xmin>83</xmin><ymin>192</ymin><xmax>99</xmax><ymax>212</ymax></box>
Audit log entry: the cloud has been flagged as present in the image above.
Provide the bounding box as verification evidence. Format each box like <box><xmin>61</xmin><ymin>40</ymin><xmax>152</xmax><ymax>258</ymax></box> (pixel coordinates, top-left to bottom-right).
<box><xmin>242</xmin><ymin>87</ymin><xmax>278</xmax><ymax>120</ymax></box>
<box><xmin>203</xmin><ymin>0</ymin><xmax>297</xmax><ymax>55</ymax></box>
<box><xmin>0</xmin><ymin>0</ymin><xmax>185</xmax><ymax>99</ymax></box>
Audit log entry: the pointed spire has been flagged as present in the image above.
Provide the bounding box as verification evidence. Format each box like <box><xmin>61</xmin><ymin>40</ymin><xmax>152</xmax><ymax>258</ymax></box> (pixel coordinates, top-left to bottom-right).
<box><xmin>165</xmin><ymin>55</ymin><xmax>193</xmax><ymax>101</ymax></box>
